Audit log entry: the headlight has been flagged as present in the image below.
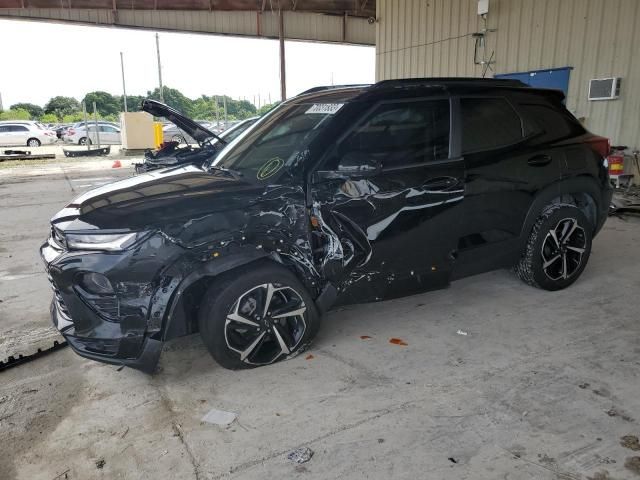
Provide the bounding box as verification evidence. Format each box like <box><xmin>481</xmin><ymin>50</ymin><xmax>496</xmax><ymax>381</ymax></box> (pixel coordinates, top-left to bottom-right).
<box><xmin>66</xmin><ymin>232</ymin><xmax>147</xmax><ymax>251</ymax></box>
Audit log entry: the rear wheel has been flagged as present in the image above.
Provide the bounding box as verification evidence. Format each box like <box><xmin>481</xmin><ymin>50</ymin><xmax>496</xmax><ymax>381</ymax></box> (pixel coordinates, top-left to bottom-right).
<box><xmin>515</xmin><ymin>204</ymin><xmax>592</xmax><ymax>290</ymax></box>
<box><xmin>27</xmin><ymin>138</ymin><xmax>41</xmax><ymax>147</ymax></box>
<box><xmin>78</xmin><ymin>137</ymin><xmax>92</xmax><ymax>145</ymax></box>
<box><xmin>198</xmin><ymin>262</ymin><xmax>320</xmax><ymax>370</ymax></box>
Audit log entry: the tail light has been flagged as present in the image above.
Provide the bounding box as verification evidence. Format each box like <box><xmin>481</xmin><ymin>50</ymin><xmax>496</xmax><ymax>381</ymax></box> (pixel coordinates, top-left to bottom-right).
<box><xmin>587</xmin><ymin>136</ymin><xmax>610</xmax><ymax>158</ymax></box>
<box><xmin>67</xmin><ymin>128</ymin><xmax>75</xmax><ymax>135</ymax></box>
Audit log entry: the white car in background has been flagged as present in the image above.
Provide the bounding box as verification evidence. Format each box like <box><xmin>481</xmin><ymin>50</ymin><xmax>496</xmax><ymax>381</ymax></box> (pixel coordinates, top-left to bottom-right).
<box><xmin>0</xmin><ymin>122</ymin><xmax>57</xmax><ymax>147</ymax></box>
<box><xmin>64</xmin><ymin>123</ymin><xmax>121</xmax><ymax>145</ymax></box>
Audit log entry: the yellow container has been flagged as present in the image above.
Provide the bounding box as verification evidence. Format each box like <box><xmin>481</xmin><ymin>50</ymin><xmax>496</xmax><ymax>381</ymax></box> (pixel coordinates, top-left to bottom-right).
<box><xmin>153</xmin><ymin>122</ymin><xmax>163</xmax><ymax>149</ymax></box>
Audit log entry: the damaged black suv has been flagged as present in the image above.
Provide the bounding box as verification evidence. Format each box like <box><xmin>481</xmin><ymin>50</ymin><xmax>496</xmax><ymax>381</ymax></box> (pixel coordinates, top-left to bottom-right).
<box><xmin>41</xmin><ymin>78</ymin><xmax>612</xmax><ymax>373</ymax></box>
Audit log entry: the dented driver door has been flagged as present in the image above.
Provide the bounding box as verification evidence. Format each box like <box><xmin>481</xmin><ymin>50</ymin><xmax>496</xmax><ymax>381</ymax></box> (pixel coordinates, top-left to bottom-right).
<box><xmin>310</xmin><ymin>97</ymin><xmax>465</xmax><ymax>305</ymax></box>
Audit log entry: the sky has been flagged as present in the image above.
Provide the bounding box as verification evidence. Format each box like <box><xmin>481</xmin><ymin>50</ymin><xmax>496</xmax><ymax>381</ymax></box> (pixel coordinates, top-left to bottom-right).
<box><xmin>0</xmin><ymin>19</ymin><xmax>375</xmax><ymax>109</ymax></box>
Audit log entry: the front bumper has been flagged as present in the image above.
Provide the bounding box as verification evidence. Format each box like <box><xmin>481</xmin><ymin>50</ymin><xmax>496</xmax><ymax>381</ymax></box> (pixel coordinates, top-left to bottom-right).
<box><xmin>52</xmin><ymin>300</ymin><xmax>162</xmax><ymax>373</ymax></box>
<box><xmin>41</xmin><ymin>232</ymin><xmax>185</xmax><ymax>373</ymax></box>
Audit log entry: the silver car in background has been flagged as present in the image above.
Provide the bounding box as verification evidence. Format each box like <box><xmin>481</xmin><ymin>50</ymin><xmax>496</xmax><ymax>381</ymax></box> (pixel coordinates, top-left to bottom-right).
<box><xmin>63</xmin><ymin>123</ymin><xmax>121</xmax><ymax>145</ymax></box>
<box><xmin>0</xmin><ymin>122</ymin><xmax>57</xmax><ymax>147</ymax></box>
<box><xmin>163</xmin><ymin>117</ymin><xmax>258</xmax><ymax>145</ymax></box>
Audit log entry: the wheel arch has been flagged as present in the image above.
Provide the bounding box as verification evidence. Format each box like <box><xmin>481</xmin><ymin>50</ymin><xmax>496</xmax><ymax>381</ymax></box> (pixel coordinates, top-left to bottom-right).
<box><xmin>161</xmin><ymin>252</ymin><xmax>317</xmax><ymax>341</ymax></box>
<box><xmin>520</xmin><ymin>175</ymin><xmax>603</xmax><ymax>243</ymax></box>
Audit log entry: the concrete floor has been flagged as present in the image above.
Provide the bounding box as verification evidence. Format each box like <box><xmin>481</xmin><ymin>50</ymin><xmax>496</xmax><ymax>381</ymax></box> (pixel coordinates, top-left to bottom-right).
<box><xmin>1</xmin><ymin>161</ymin><xmax>639</xmax><ymax>480</ymax></box>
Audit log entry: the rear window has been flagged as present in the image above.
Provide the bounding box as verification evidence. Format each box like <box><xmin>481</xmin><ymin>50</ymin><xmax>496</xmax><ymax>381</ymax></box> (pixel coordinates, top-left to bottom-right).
<box><xmin>461</xmin><ymin>98</ymin><xmax>524</xmax><ymax>153</ymax></box>
<box><xmin>518</xmin><ymin>103</ymin><xmax>585</xmax><ymax>143</ymax></box>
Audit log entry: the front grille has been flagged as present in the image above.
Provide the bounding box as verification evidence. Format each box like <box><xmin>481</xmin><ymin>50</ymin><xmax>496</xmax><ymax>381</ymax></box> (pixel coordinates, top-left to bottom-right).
<box><xmin>48</xmin><ymin>273</ymin><xmax>71</xmax><ymax>322</ymax></box>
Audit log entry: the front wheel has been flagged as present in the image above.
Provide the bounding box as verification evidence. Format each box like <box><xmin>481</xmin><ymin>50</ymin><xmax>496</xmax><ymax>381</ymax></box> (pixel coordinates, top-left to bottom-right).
<box><xmin>515</xmin><ymin>204</ymin><xmax>593</xmax><ymax>291</ymax></box>
<box><xmin>198</xmin><ymin>262</ymin><xmax>320</xmax><ymax>370</ymax></box>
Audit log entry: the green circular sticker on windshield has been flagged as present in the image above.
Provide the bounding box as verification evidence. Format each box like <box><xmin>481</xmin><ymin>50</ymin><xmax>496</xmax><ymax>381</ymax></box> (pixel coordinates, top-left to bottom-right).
<box><xmin>257</xmin><ymin>157</ymin><xmax>284</xmax><ymax>180</ymax></box>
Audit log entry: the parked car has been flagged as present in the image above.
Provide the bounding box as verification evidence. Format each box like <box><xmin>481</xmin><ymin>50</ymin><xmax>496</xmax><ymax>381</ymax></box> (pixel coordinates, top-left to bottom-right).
<box><xmin>41</xmin><ymin>78</ymin><xmax>612</xmax><ymax>373</ymax></box>
<box><xmin>0</xmin><ymin>122</ymin><xmax>57</xmax><ymax>147</ymax></box>
<box><xmin>54</xmin><ymin>124</ymin><xmax>71</xmax><ymax>139</ymax></box>
<box><xmin>135</xmin><ymin>107</ymin><xmax>259</xmax><ymax>173</ymax></box>
<box><xmin>64</xmin><ymin>123</ymin><xmax>121</xmax><ymax>145</ymax></box>
<box><xmin>162</xmin><ymin>120</ymin><xmax>221</xmax><ymax>144</ymax></box>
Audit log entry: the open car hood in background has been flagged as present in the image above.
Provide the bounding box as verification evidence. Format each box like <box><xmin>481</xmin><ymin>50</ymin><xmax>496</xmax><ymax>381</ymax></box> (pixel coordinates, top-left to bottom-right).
<box><xmin>141</xmin><ymin>99</ymin><xmax>217</xmax><ymax>144</ymax></box>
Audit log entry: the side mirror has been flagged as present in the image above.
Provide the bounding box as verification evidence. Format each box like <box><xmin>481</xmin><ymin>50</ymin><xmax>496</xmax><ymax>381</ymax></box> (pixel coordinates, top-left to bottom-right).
<box><xmin>313</xmin><ymin>152</ymin><xmax>381</xmax><ymax>183</ymax></box>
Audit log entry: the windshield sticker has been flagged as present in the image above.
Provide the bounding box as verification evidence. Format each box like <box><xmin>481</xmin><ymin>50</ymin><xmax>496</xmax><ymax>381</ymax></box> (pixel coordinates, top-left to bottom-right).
<box><xmin>305</xmin><ymin>103</ymin><xmax>344</xmax><ymax>115</ymax></box>
<box><xmin>257</xmin><ymin>157</ymin><xmax>284</xmax><ymax>180</ymax></box>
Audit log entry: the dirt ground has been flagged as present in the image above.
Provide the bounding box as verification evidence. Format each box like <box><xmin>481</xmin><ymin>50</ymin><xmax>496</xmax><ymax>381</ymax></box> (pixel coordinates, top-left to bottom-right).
<box><xmin>1</xmin><ymin>160</ymin><xmax>639</xmax><ymax>480</ymax></box>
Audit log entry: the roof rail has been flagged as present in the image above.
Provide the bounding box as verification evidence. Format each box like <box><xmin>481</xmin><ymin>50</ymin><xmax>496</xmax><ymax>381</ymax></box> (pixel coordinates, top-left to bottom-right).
<box><xmin>297</xmin><ymin>84</ymin><xmax>372</xmax><ymax>96</ymax></box>
<box><xmin>372</xmin><ymin>77</ymin><xmax>527</xmax><ymax>89</ymax></box>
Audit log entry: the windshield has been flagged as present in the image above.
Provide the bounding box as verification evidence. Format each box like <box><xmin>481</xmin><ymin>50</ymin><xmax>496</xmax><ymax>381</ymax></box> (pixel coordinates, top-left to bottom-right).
<box><xmin>211</xmin><ymin>103</ymin><xmax>339</xmax><ymax>181</ymax></box>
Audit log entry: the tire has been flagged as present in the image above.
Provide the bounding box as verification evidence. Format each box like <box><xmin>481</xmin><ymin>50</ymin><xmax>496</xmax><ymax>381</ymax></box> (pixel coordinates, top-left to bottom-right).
<box><xmin>198</xmin><ymin>261</ymin><xmax>321</xmax><ymax>370</ymax></box>
<box><xmin>26</xmin><ymin>138</ymin><xmax>41</xmax><ymax>147</ymax></box>
<box><xmin>515</xmin><ymin>203</ymin><xmax>593</xmax><ymax>291</ymax></box>
<box><xmin>78</xmin><ymin>137</ymin><xmax>92</xmax><ymax>145</ymax></box>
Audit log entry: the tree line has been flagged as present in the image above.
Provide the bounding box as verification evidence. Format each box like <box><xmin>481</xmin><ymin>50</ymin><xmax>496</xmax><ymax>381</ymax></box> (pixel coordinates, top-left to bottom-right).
<box><xmin>0</xmin><ymin>87</ymin><xmax>278</xmax><ymax>124</ymax></box>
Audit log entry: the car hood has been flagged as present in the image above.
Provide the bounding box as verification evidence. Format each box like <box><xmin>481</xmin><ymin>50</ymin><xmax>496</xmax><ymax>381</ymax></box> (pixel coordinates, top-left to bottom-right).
<box><xmin>142</xmin><ymin>99</ymin><xmax>218</xmax><ymax>144</ymax></box>
<box><xmin>51</xmin><ymin>165</ymin><xmax>267</xmax><ymax>232</ymax></box>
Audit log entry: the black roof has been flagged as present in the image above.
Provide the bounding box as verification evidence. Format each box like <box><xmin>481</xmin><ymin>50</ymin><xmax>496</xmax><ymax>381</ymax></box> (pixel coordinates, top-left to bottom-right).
<box><xmin>371</xmin><ymin>77</ymin><xmax>527</xmax><ymax>89</ymax></box>
<box><xmin>292</xmin><ymin>77</ymin><xmax>564</xmax><ymax>104</ymax></box>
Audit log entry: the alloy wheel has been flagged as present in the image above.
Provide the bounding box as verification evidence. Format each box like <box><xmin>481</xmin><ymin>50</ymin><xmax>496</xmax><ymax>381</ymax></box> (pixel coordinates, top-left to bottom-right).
<box><xmin>27</xmin><ymin>139</ymin><xmax>40</xmax><ymax>147</ymax></box>
<box><xmin>540</xmin><ymin>217</ymin><xmax>587</xmax><ymax>281</ymax></box>
<box><xmin>224</xmin><ymin>283</ymin><xmax>307</xmax><ymax>366</ymax></box>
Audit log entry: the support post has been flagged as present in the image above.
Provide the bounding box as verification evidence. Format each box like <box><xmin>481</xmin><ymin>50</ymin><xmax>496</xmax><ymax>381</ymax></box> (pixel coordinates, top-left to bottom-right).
<box><xmin>279</xmin><ymin>9</ymin><xmax>286</xmax><ymax>101</ymax></box>
<box><xmin>155</xmin><ymin>33</ymin><xmax>164</xmax><ymax>103</ymax></box>
<box><xmin>120</xmin><ymin>51</ymin><xmax>128</xmax><ymax>112</ymax></box>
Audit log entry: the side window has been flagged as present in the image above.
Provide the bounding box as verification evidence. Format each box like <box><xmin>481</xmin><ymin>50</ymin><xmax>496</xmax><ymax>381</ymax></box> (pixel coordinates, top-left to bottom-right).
<box><xmin>338</xmin><ymin>99</ymin><xmax>450</xmax><ymax>169</ymax></box>
<box><xmin>11</xmin><ymin>125</ymin><xmax>29</xmax><ymax>132</ymax></box>
<box><xmin>0</xmin><ymin>126</ymin><xmax>8</xmax><ymax>133</ymax></box>
<box><xmin>518</xmin><ymin>103</ymin><xmax>585</xmax><ymax>143</ymax></box>
<box><xmin>461</xmin><ymin>98</ymin><xmax>524</xmax><ymax>153</ymax></box>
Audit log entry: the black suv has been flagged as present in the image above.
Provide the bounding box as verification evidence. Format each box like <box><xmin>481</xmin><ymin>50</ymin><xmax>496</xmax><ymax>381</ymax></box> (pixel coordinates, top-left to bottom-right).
<box><xmin>41</xmin><ymin>79</ymin><xmax>612</xmax><ymax>372</ymax></box>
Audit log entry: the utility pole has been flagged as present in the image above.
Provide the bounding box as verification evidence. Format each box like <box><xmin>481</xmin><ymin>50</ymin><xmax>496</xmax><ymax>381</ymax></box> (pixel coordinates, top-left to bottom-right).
<box><xmin>223</xmin><ymin>96</ymin><xmax>227</xmax><ymax>124</ymax></box>
<box><xmin>278</xmin><ymin>8</ymin><xmax>287</xmax><ymax>101</ymax></box>
<box><xmin>155</xmin><ymin>33</ymin><xmax>164</xmax><ymax>103</ymax></box>
<box><xmin>215</xmin><ymin>96</ymin><xmax>220</xmax><ymax>127</ymax></box>
<box><xmin>0</xmin><ymin>91</ymin><xmax>3</xmax><ymax>111</ymax></box>
<box><xmin>120</xmin><ymin>52</ymin><xmax>128</xmax><ymax>112</ymax></box>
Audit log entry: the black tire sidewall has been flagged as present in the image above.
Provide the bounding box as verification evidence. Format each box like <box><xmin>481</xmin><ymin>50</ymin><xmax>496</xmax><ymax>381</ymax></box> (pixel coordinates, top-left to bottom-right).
<box><xmin>529</xmin><ymin>205</ymin><xmax>593</xmax><ymax>291</ymax></box>
<box><xmin>198</xmin><ymin>262</ymin><xmax>320</xmax><ymax>370</ymax></box>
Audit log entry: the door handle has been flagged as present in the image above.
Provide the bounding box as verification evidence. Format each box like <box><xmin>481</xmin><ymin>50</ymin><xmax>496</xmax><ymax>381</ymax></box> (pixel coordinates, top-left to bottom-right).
<box><xmin>528</xmin><ymin>154</ymin><xmax>552</xmax><ymax>166</ymax></box>
<box><xmin>422</xmin><ymin>176</ymin><xmax>460</xmax><ymax>191</ymax></box>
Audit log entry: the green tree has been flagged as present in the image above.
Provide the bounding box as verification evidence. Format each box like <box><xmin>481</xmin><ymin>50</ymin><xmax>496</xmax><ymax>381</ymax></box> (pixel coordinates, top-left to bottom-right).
<box><xmin>146</xmin><ymin>86</ymin><xmax>193</xmax><ymax>114</ymax></box>
<box><xmin>40</xmin><ymin>113</ymin><xmax>59</xmax><ymax>124</ymax></box>
<box><xmin>257</xmin><ymin>102</ymin><xmax>280</xmax><ymax>116</ymax></box>
<box><xmin>121</xmin><ymin>95</ymin><xmax>145</xmax><ymax>112</ymax></box>
<box><xmin>0</xmin><ymin>108</ymin><xmax>31</xmax><ymax>121</ymax></box>
<box><xmin>189</xmin><ymin>96</ymin><xmax>219</xmax><ymax>120</ymax></box>
<box><xmin>10</xmin><ymin>103</ymin><xmax>43</xmax><ymax>118</ymax></box>
<box><xmin>83</xmin><ymin>91</ymin><xmax>120</xmax><ymax>117</ymax></box>
<box><xmin>62</xmin><ymin>112</ymin><xmax>84</xmax><ymax>123</ymax></box>
<box><xmin>44</xmin><ymin>96</ymin><xmax>80</xmax><ymax>119</ymax></box>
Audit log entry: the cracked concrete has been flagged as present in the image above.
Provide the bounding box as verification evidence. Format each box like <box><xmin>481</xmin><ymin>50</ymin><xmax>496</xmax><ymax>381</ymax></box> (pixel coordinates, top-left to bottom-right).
<box><xmin>1</xmin><ymin>162</ymin><xmax>639</xmax><ymax>479</ymax></box>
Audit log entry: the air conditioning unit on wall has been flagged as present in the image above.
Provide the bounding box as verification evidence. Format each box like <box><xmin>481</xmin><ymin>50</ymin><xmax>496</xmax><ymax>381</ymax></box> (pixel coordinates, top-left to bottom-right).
<box><xmin>588</xmin><ymin>77</ymin><xmax>622</xmax><ymax>101</ymax></box>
